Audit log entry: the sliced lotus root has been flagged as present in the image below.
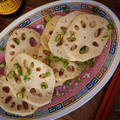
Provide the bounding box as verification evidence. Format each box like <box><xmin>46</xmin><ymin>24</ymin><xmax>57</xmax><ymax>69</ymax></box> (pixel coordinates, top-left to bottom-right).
<box><xmin>5</xmin><ymin>28</ymin><xmax>41</xmax><ymax>65</ymax></box>
<box><xmin>63</xmin><ymin>13</ymin><xmax>112</xmax><ymax>62</ymax></box>
<box><xmin>48</xmin><ymin>11</ymin><xmax>82</xmax><ymax>60</ymax></box>
<box><xmin>0</xmin><ymin>76</ymin><xmax>37</xmax><ymax>116</ymax></box>
<box><xmin>6</xmin><ymin>53</ymin><xmax>55</xmax><ymax>106</ymax></box>
<box><xmin>38</xmin><ymin>46</ymin><xmax>81</xmax><ymax>86</ymax></box>
<box><xmin>41</xmin><ymin>15</ymin><xmax>61</xmax><ymax>50</ymax></box>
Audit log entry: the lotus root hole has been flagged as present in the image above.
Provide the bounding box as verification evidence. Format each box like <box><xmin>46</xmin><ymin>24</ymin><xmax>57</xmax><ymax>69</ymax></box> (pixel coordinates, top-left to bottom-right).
<box><xmin>14</xmin><ymin>76</ymin><xmax>21</xmax><ymax>84</ymax></box>
<box><xmin>49</xmin><ymin>31</ymin><xmax>53</xmax><ymax>35</ymax></box>
<box><xmin>36</xmin><ymin>67</ymin><xmax>41</xmax><ymax>72</ymax></box>
<box><xmin>70</xmin><ymin>44</ymin><xmax>77</xmax><ymax>51</ymax></box>
<box><xmin>29</xmin><ymin>37</ymin><xmax>37</xmax><ymax>47</ymax></box>
<box><xmin>65</xmin><ymin>44</ymin><xmax>68</xmax><ymax>46</ymax></box>
<box><xmin>10</xmin><ymin>44</ymin><xmax>15</xmax><ymax>48</ymax></box>
<box><xmin>89</xmin><ymin>21</ymin><xmax>96</xmax><ymax>28</ymax></box>
<box><xmin>84</xmin><ymin>36</ymin><xmax>86</xmax><ymax>39</ymax></box>
<box><xmin>41</xmin><ymin>82</ymin><xmax>48</xmax><ymax>89</ymax></box>
<box><xmin>101</xmin><ymin>39</ymin><xmax>104</xmax><ymax>41</ymax></box>
<box><xmin>22</xmin><ymin>101</ymin><xmax>28</xmax><ymax>110</ymax></box>
<box><xmin>30</xmin><ymin>62</ymin><xmax>34</xmax><ymax>68</ymax></box>
<box><xmin>92</xmin><ymin>41</ymin><xmax>99</xmax><ymax>47</ymax></box>
<box><xmin>28</xmin><ymin>77</ymin><xmax>31</xmax><ymax>80</ymax></box>
<box><xmin>24</xmin><ymin>59</ymin><xmax>28</xmax><ymax>68</ymax></box>
<box><xmin>94</xmin><ymin>28</ymin><xmax>104</xmax><ymax>37</ymax></box>
<box><xmin>61</xmin><ymin>26</ymin><xmax>67</xmax><ymax>32</ymax></box>
<box><xmin>30</xmin><ymin>88</ymin><xmax>36</xmax><ymax>94</ymax></box>
<box><xmin>79</xmin><ymin>46</ymin><xmax>89</xmax><ymax>54</ymax></box>
<box><xmin>2</xmin><ymin>86</ymin><xmax>10</xmax><ymax>93</ymax></box>
<box><xmin>59</xmin><ymin>68</ymin><xmax>64</xmax><ymax>76</ymax></box>
<box><xmin>80</xmin><ymin>20</ymin><xmax>86</xmax><ymax>28</ymax></box>
<box><xmin>11</xmin><ymin>102</ymin><xmax>15</xmax><ymax>108</ymax></box>
<box><xmin>66</xmin><ymin>65</ymin><xmax>75</xmax><ymax>72</ymax></box>
<box><xmin>31</xmin><ymin>107</ymin><xmax>34</xmax><ymax>110</ymax></box>
<box><xmin>17</xmin><ymin>104</ymin><xmax>22</xmax><ymax>110</ymax></box>
<box><xmin>5</xmin><ymin>96</ymin><xmax>12</xmax><ymax>103</ymax></box>
<box><xmin>74</xmin><ymin>25</ymin><xmax>79</xmax><ymax>30</ymax></box>
<box><xmin>30</xmin><ymin>88</ymin><xmax>42</xmax><ymax>97</ymax></box>
<box><xmin>10</xmin><ymin>51</ymin><xmax>15</xmax><ymax>55</ymax></box>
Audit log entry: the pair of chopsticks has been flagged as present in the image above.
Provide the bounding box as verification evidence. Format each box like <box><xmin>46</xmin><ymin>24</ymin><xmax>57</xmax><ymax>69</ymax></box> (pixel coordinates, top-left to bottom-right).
<box><xmin>95</xmin><ymin>65</ymin><xmax>120</xmax><ymax>120</ymax></box>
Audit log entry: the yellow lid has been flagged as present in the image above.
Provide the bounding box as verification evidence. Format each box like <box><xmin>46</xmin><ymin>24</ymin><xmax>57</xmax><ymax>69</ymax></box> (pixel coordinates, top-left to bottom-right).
<box><xmin>0</xmin><ymin>0</ymin><xmax>22</xmax><ymax>15</ymax></box>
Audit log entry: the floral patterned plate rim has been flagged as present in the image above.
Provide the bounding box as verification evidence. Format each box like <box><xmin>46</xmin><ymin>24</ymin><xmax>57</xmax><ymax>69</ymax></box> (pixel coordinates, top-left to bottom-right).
<box><xmin>0</xmin><ymin>0</ymin><xmax>120</xmax><ymax>119</ymax></box>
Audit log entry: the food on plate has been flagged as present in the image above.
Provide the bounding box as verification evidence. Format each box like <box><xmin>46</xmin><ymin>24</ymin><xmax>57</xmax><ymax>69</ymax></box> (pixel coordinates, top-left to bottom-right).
<box><xmin>0</xmin><ymin>76</ymin><xmax>37</xmax><ymax>116</ymax></box>
<box><xmin>38</xmin><ymin>46</ymin><xmax>81</xmax><ymax>86</ymax></box>
<box><xmin>63</xmin><ymin>13</ymin><xmax>112</xmax><ymax>61</ymax></box>
<box><xmin>6</xmin><ymin>53</ymin><xmax>55</xmax><ymax>106</ymax></box>
<box><xmin>0</xmin><ymin>10</ymin><xmax>112</xmax><ymax>116</ymax></box>
<box><xmin>41</xmin><ymin>15</ymin><xmax>61</xmax><ymax>50</ymax></box>
<box><xmin>5</xmin><ymin>28</ymin><xmax>41</xmax><ymax>65</ymax></box>
<box><xmin>48</xmin><ymin>11</ymin><xmax>82</xmax><ymax>59</ymax></box>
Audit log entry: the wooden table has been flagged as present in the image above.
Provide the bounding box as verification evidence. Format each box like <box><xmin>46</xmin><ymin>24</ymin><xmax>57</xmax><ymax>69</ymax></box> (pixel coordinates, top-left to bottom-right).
<box><xmin>0</xmin><ymin>0</ymin><xmax>120</xmax><ymax>120</ymax></box>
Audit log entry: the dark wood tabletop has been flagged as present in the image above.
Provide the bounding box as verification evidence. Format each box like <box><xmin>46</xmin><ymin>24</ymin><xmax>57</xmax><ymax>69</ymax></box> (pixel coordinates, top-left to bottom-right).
<box><xmin>0</xmin><ymin>0</ymin><xmax>120</xmax><ymax>120</ymax></box>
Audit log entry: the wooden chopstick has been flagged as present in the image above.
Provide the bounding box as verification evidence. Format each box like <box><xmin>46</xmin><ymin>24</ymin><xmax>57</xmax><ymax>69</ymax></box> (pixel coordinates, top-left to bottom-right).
<box><xmin>94</xmin><ymin>66</ymin><xmax>120</xmax><ymax>120</ymax></box>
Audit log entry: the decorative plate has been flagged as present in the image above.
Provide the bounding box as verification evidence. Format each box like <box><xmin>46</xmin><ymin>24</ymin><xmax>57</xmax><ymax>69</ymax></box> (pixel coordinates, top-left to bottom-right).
<box><xmin>0</xmin><ymin>0</ymin><xmax>120</xmax><ymax>119</ymax></box>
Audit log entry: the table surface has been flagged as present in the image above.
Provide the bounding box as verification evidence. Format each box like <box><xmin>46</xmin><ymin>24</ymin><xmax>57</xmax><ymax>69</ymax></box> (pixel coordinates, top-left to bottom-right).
<box><xmin>0</xmin><ymin>0</ymin><xmax>120</xmax><ymax>120</ymax></box>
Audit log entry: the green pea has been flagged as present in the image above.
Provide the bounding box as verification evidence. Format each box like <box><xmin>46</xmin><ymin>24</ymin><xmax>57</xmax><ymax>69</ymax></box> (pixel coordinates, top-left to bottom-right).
<box><xmin>14</xmin><ymin>38</ymin><xmax>20</xmax><ymax>45</ymax></box>
<box><xmin>64</xmin><ymin>80</ymin><xmax>71</xmax><ymax>85</ymax></box>
<box><xmin>41</xmin><ymin>82</ymin><xmax>48</xmax><ymax>89</ymax></box>
<box><xmin>27</xmin><ymin>69</ymin><xmax>31</xmax><ymax>76</ymax></box>
<box><xmin>53</xmin><ymin>89</ymin><xmax>56</xmax><ymax>94</ymax></box>
<box><xmin>85</xmin><ymin>58</ymin><xmax>94</xmax><ymax>67</ymax></box>
<box><xmin>22</xmin><ymin>33</ymin><xmax>26</xmax><ymax>40</ymax></box>
<box><xmin>76</xmin><ymin>61</ymin><xmax>86</xmax><ymax>71</ymax></box>
<box><xmin>76</xmin><ymin>61</ymin><xmax>83</xmax><ymax>66</ymax></box>
<box><xmin>53</xmin><ymin>56</ymin><xmax>61</xmax><ymax>62</ymax></box>
<box><xmin>0</xmin><ymin>62</ymin><xmax>6</xmax><ymax>68</ymax></box>
<box><xmin>0</xmin><ymin>47</ymin><xmax>4</xmax><ymax>52</ymax></box>
<box><xmin>61</xmin><ymin>31</ymin><xmax>66</xmax><ymax>35</ymax></box>
<box><xmin>16</xmin><ymin>92</ymin><xmax>24</xmax><ymax>99</ymax></box>
<box><xmin>18</xmin><ymin>69</ymin><xmax>23</xmax><ymax>76</ymax></box>
<box><xmin>21</xmin><ymin>88</ymin><xmax>26</xmax><ymax>92</ymax></box>
<box><xmin>74</xmin><ymin>77</ymin><xmax>80</xmax><ymax>83</ymax></box>
<box><xmin>7</xmin><ymin>71</ymin><xmax>15</xmax><ymax>79</ymax></box>
<box><xmin>103</xmin><ymin>34</ymin><xmax>109</xmax><ymax>38</ymax></box>
<box><xmin>107</xmin><ymin>24</ymin><xmax>114</xmax><ymax>30</ymax></box>
<box><xmin>13</xmin><ymin>63</ymin><xmax>20</xmax><ymax>68</ymax></box>
<box><xmin>23</xmin><ymin>75</ymin><xmax>28</xmax><ymax>82</ymax></box>
<box><xmin>79</xmin><ymin>46</ymin><xmax>86</xmax><ymax>54</ymax></box>
<box><xmin>45</xmin><ymin>72</ymin><xmax>50</xmax><ymax>77</ymax></box>
<box><xmin>81</xmin><ymin>64</ymin><xmax>86</xmax><ymax>71</ymax></box>
<box><xmin>60</xmin><ymin>92</ymin><xmax>65</xmax><ymax>96</ymax></box>
<box><xmin>63</xmin><ymin>60</ymin><xmax>69</xmax><ymax>68</ymax></box>
<box><xmin>45</xmin><ymin>15</ymin><xmax>52</xmax><ymax>22</ymax></box>
<box><xmin>43</xmin><ymin>20</ymin><xmax>47</xmax><ymax>28</ymax></box>
<box><xmin>55</xmin><ymin>34</ymin><xmax>61</xmax><ymax>42</ymax></box>
<box><xmin>32</xmin><ymin>54</ymin><xmax>38</xmax><ymax>59</ymax></box>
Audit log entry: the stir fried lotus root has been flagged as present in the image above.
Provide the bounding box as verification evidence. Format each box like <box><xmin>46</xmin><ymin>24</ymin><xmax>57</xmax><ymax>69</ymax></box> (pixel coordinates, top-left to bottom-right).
<box><xmin>38</xmin><ymin>46</ymin><xmax>81</xmax><ymax>86</ymax></box>
<box><xmin>5</xmin><ymin>28</ymin><xmax>41</xmax><ymax>65</ymax></box>
<box><xmin>63</xmin><ymin>13</ymin><xmax>112</xmax><ymax>62</ymax></box>
<box><xmin>48</xmin><ymin>11</ymin><xmax>82</xmax><ymax>60</ymax></box>
<box><xmin>41</xmin><ymin>15</ymin><xmax>61</xmax><ymax>50</ymax></box>
<box><xmin>6</xmin><ymin>53</ymin><xmax>55</xmax><ymax>106</ymax></box>
<box><xmin>0</xmin><ymin>76</ymin><xmax>37</xmax><ymax>116</ymax></box>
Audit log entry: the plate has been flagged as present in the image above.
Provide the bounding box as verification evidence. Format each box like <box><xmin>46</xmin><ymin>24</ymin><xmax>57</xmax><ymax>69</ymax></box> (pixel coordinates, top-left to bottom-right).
<box><xmin>0</xmin><ymin>0</ymin><xmax>120</xmax><ymax>119</ymax></box>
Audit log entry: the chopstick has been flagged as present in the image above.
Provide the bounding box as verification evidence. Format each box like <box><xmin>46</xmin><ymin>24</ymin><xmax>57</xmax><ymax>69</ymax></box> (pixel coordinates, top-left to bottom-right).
<box><xmin>94</xmin><ymin>66</ymin><xmax>120</xmax><ymax>120</ymax></box>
